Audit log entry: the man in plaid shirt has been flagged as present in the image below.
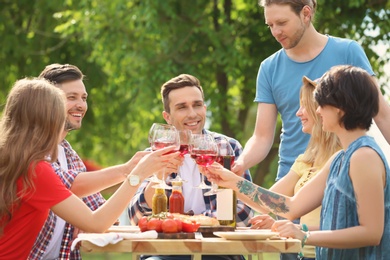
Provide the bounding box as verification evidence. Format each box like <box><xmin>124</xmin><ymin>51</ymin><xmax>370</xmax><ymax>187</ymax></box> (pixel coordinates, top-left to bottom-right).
<box><xmin>28</xmin><ymin>64</ymin><xmax>147</xmax><ymax>259</ymax></box>
<box><xmin>128</xmin><ymin>74</ymin><xmax>254</xmax><ymax>260</ymax></box>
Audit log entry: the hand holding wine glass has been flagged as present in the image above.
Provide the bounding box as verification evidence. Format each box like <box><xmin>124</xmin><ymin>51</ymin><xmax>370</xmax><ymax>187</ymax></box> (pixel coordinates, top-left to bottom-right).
<box><xmin>204</xmin><ymin>136</ymin><xmax>235</xmax><ymax>196</ymax></box>
<box><xmin>147</xmin><ymin>123</ymin><xmax>175</xmax><ymax>183</ymax></box>
<box><xmin>215</xmin><ymin>136</ymin><xmax>235</xmax><ymax>170</ymax></box>
<box><xmin>150</xmin><ymin>124</ymin><xmax>180</xmax><ymax>189</ymax></box>
<box><xmin>190</xmin><ymin>134</ymin><xmax>218</xmax><ymax>190</ymax></box>
<box><xmin>170</xmin><ymin>130</ymin><xmax>192</xmax><ymax>182</ymax></box>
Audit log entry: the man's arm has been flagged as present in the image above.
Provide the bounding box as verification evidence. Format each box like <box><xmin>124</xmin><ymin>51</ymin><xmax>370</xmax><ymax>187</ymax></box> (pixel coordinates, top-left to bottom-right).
<box><xmin>232</xmin><ymin>103</ymin><xmax>278</xmax><ymax>174</ymax></box>
<box><xmin>373</xmin><ymin>79</ymin><xmax>390</xmax><ymax>144</ymax></box>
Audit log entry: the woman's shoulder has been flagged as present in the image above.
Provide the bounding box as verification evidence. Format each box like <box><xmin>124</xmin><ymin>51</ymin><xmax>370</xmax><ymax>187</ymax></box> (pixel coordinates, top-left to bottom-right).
<box><xmin>35</xmin><ymin>160</ymin><xmax>54</xmax><ymax>171</ymax></box>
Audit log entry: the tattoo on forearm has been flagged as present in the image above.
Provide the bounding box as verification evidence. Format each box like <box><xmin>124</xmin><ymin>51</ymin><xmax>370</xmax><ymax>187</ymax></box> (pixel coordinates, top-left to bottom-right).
<box><xmin>237</xmin><ymin>180</ymin><xmax>289</xmax><ymax>214</ymax></box>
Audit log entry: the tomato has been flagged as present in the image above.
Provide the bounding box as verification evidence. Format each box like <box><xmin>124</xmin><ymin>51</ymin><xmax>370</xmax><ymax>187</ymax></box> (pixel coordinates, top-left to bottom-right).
<box><xmin>147</xmin><ymin>218</ymin><xmax>163</xmax><ymax>232</ymax></box>
<box><xmin>181</xmin><ymin>220</ymin><xmax>200</xmax><ymax>233</ymax></box>
<box><xmin>162</xmin><ymin>219</ymin><xmax>178</xmax><ymax>233</ymax></box>
<box><xmin>138</xmin><ymin>216</ymin><xmax>149</xmax><ymax>232</ymax></box>
<box><xmin>174</xmin><ymin>218</ymin><xmax>182</xmax><ymax>232</ymax></box>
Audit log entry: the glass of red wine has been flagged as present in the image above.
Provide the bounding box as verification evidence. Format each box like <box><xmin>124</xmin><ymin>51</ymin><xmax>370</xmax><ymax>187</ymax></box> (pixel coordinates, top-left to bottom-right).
<box><xmin>146</xmin><ymin>123</ymin><xmax>164</xmax><ymax>183</ymax></box>
<box><xmin>148</xmin><ymin>123</ymin><xmax>179</xmax><ymax>188</ymax></box>
<box><xmin>190</xmin><ymin>133</ymin><xmax>218</xmax><ymax>190</ymax></box>
<box><xmin>204</xmin><ymin>136</ymin><xmax>235</xmax><ymax>196</ymax></box>
<box><xmin>170</xmin><ymin>130</ymin><xmax>192</xmax><ymax>182</ymax></box>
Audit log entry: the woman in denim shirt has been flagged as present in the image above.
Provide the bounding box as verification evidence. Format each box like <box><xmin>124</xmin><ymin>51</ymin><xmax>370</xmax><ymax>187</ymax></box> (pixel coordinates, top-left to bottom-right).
<box><xmin>202</xmin><ymin>65</ymin><xmax>390</xmax><ymax>259</ymax></box>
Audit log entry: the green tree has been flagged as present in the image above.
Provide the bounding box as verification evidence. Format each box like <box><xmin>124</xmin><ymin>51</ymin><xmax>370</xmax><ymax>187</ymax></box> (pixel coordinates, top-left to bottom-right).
<box><xmin>1</xmin><ymin>0</ymin><xmax>389</xmax><ymax>187</ymax></box>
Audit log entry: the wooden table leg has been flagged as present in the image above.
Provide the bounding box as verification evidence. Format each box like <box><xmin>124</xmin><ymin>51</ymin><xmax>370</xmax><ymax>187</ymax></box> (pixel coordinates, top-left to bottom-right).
<box><xmin>247</xmin><ymin>253</ymin><xmax>264</xmax><ymax>260</ymax></box>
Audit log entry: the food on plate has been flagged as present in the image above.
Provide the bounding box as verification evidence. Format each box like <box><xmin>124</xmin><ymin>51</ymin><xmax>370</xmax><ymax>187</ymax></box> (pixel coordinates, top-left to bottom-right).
<box><xmin>172</xmin><ymin>213</ymin><xmax>220</xmax><ymax>226</ymax></box>
<box><xmin>138</xmin><ymin>216</ymin><xmax>149</xmax><ymax>232</ymax></box>
<box><xmin>137</xmin><ymin>212</ymin><xmax>218</xmax><ymax>233</ymax></box>
<box><xmin>181</xmin><ymin>221</ymin><xmax>201</xmax><ymax>233</ymax></box>
<box><xmin>147</xmin><ymin>218</ymin><xmax>163</xmax><ymax>233</ymax></box>
<box><xmin>162</xmin><ymin>219</ymin><xmax>180</xmax><ymax>233</ymax></box>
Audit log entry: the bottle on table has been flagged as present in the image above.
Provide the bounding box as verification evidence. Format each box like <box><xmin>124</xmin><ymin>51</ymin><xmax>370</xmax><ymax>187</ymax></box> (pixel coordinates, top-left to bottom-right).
<box><xmin>152</xmin><ymin>187</ymin><xmax>167</xmax><ymax>215</ymax></box>
<box><xmin>169</xmin><ymin>181</ymin><xmax>185</xmax><ymax>214</ymax></box>
<box><xmin>216</xmin><ymin>155</ymin><xmax>237</xmax><ymax>227</ymax></box>
<box><xmin>214</xmin><ymin>136</ymin><xmax>237</xmax><ymax>227</ymax></box>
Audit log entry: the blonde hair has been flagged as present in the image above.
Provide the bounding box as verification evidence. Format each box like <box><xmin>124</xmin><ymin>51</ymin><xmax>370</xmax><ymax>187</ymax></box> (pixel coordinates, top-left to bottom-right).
<box><xmin>298</xmin><ymin>78</ymin><xmax>341</xmax><ymax>169</ymax></box>
<box><xmin>0</xmin><ymin>78</ymin><xmax>66</xmax><ymax>232</ymax></box>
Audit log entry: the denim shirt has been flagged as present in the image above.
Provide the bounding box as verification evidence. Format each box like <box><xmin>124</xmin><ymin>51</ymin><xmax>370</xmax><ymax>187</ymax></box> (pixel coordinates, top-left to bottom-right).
<box><xmin>318</xmin><ymin>136</ymin><xmax>390</xmax><ymax>259</ymax></box>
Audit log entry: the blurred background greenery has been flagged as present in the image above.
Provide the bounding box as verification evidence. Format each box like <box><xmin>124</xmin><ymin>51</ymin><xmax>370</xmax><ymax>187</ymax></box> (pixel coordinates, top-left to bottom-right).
<box><xmin>1</xmin><ymin>0</ymin><xmax>389</xmax><ymax>189</ymax></box>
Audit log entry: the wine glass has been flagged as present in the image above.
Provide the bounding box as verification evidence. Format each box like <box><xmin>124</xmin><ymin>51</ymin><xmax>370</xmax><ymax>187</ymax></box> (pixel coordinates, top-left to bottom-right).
<box><xmin>150</xmin><ymin>124</ymin><xmax>180</xmax><ymax>189</ymax></box>
<box><xmin>170</xmin><ymin>130</ymin><xmax>192</xmax><ymax>182</ymax></box>
<box><xmin>215</xmin><ymin>136</ymin><xmax>235</xmax><ymax>169</ymax></box>
<box><xmin>204</xmin><ymin>136</ymin><xmax>235</xmax><ymax>196</ymax></box>
<box><xmin>146</xmin><ymin>123</ymin><xmax>178</xmax><ymax>184</ymax></box>
<box><xmin>189</xmin><ymin>134</ymin><xmax>218</xmax><ymax>190</ymax></box>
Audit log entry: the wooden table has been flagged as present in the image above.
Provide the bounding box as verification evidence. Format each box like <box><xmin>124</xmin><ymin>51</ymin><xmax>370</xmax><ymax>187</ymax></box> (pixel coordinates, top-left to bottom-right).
<box><xmin>81</xmin><ymin>236</ymin><xmax>301</xmax><ymax>260</ymax></box>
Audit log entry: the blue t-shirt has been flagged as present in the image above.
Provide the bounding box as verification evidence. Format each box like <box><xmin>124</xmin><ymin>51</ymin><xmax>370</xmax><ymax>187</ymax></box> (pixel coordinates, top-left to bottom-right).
<box><xmin>319</xmin><ymin>136</ymin><xmax>390</xmax><ymax>259</ymax></box>
<box><xmin>255</xmin><ymin>36</ymin><xmax>374</xmax><ymax>180</ymax></box>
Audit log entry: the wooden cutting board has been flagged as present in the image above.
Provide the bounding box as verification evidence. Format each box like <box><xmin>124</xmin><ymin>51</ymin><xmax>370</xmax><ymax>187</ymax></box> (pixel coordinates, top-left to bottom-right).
<box><xmin>154</xmin><ymin>226</ymin><xmax>235</xmax><ymax>239</ymax></box>
<box><xmin>157</xmin><ymin>232</ymin><xmax>195</xmax><ymax>239</ymax></box>
<box><xmin>198</xmin><ymin>226</ymin><xmax>235</xmax><ymax>237</ymax></box>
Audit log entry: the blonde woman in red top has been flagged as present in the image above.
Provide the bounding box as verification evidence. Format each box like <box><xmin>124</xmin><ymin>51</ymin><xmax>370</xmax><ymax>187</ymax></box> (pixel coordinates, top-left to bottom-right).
<box><xmin>0</xmin><ymin>78</ymin><xmax>180</xmax><ymax>259</ymax></box>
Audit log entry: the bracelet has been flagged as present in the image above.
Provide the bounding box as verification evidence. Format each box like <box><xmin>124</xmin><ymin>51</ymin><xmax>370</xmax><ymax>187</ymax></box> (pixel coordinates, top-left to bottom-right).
<box><xmin>302</xmin><ymin>231</ymin><xmax>310</xmax><ymax>247</ymax></box>
<box><xmin>298</xmin><ymin>224</ymin><xmax>310</xmax><ymax>259</ymax></box>
<box><xmin>301</xmin><ymin>223</ymin><xmax>309</xmax><ymax>232</ymax></box>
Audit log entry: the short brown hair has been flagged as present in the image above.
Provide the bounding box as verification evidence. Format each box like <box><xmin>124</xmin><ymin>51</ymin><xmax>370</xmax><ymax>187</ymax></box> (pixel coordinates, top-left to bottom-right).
<box><xmin>39</xmin><ymin>63</ymin><xmax>84</xmax><ymax>85</ymax></box>
<box><xmin>161</xmin><ymin>74</ymin><xmax>204</xmax><ymax>113</ymax></box>
<box><xmin>259</xmin><ymin>0</ymin><xmax>317</xmax><ymax>17</ymax></box>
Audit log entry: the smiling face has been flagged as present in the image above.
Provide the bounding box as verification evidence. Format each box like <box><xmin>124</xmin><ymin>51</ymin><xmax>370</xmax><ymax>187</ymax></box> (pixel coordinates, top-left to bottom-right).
<box><xmin>162</xmin><ymin>86</ymin><xmax>206</xmax><ymax>134</ymax></box>
<box><xmin>264</xmin><ymin>4</ymin><xmax>307</xmax><ymax>50</ymax></box>
<box><xmin>316</xmin><ymin>105</ymin><xmax>342</xmax><ymax>133</ymax></box>
<box><xmin>59</xmin><ymin>79</ymin><xmax>88</xmax><ymax>132</ymax></box>
<box><xmin>296</xmin><ymin>104</ymin><xmax>314</xmax><ymax>134</ymax></box>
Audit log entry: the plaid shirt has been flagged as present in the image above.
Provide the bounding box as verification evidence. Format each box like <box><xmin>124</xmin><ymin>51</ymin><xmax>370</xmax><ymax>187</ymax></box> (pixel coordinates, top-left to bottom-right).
<box><xmin>28</xmin><ymin>140</ymin><xmax>106</xmax><ymax>260</ymax></box>
<box><xmin>128</xmin><ymin>130</ymin><xmax>254</xmax><ymax>226</ymax></box>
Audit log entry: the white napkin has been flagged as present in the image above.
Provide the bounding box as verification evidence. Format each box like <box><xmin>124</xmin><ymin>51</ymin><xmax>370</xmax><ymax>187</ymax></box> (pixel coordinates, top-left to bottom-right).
<box><xmin>71</xmin><ymin>230</ymin><xmax>158</xmax><ymax>251</ymax></box>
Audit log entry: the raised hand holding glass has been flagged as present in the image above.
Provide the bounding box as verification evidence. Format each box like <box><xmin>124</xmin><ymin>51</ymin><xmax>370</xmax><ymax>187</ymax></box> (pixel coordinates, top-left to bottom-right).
<box><xmin>170</xmin><ymin>130</ymin><xmax>192</xmax><ymax>182</ymax></box>
<box><xmin>190</xmin><ymin>134</ymin><xmax>218</xmax><ymax>190</ymax></box>
<box><xmin>204</xmin><ymin>136</ymin><xmax>235</xmax><ymax>196</ymax></box>
<box><xmin>148</xmin><ymin>123</ymin><xmax>180</xmax><ymax>188</ymax></box>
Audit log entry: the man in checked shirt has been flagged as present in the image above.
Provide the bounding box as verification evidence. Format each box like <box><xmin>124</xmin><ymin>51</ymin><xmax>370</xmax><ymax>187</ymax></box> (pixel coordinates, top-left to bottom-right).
<box><xmin>128</xmin><ymin>74</ymin><xmax>254</xmax><ymax>260</ymax></box>
<box><xmin>28</xmin><ymin>64</ymin><xmax>148</xmax><ymax>260</ymax></box>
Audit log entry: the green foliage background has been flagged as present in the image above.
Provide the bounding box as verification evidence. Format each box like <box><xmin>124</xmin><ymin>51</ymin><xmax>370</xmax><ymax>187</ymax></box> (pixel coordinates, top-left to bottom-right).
<box><xmin>1</xmin><ymin>0</ymin><xmax>389</xmax><ymax>187</ymax></box>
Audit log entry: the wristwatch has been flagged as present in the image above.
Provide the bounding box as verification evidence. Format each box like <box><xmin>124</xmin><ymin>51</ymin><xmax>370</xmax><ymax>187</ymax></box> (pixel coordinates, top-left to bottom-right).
<box><xmin>127</xmin><ymin>174</ymin><xmax>140</xmax><ymax>186</ymax></box>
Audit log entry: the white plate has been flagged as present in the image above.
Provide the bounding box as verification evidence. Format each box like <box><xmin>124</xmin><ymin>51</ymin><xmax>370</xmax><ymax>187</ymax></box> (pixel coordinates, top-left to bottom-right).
<box><xmin>107</xmin><ymin>225</ymin><xmax>140</xmax><ymax>233</ymax></box>
<box><xmin>235</xmin><ymin>226</ymin><xmax>251</xmax><ymax>231</ymax></box>
<box><xmin>236</xmin><ymin>227</ymin><xmax>273</xmax><ymax>232</ymax></box>
<box><xmin>213</xmin><ymin>230</ymin><xmax>278</xmax><ymax>240</ymax></box>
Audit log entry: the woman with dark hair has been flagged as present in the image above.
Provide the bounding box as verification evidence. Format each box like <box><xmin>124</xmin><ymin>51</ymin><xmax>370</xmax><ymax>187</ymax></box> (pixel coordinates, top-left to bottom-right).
<box><xmin>0</xmin><ymin>78</ymin><xmax>180</xmax><ymax>259</ymax></box>
<box><xmin>202</xmin><ymin>65</ymin><xmax>390</xmax><ymax>259</ymax></box>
